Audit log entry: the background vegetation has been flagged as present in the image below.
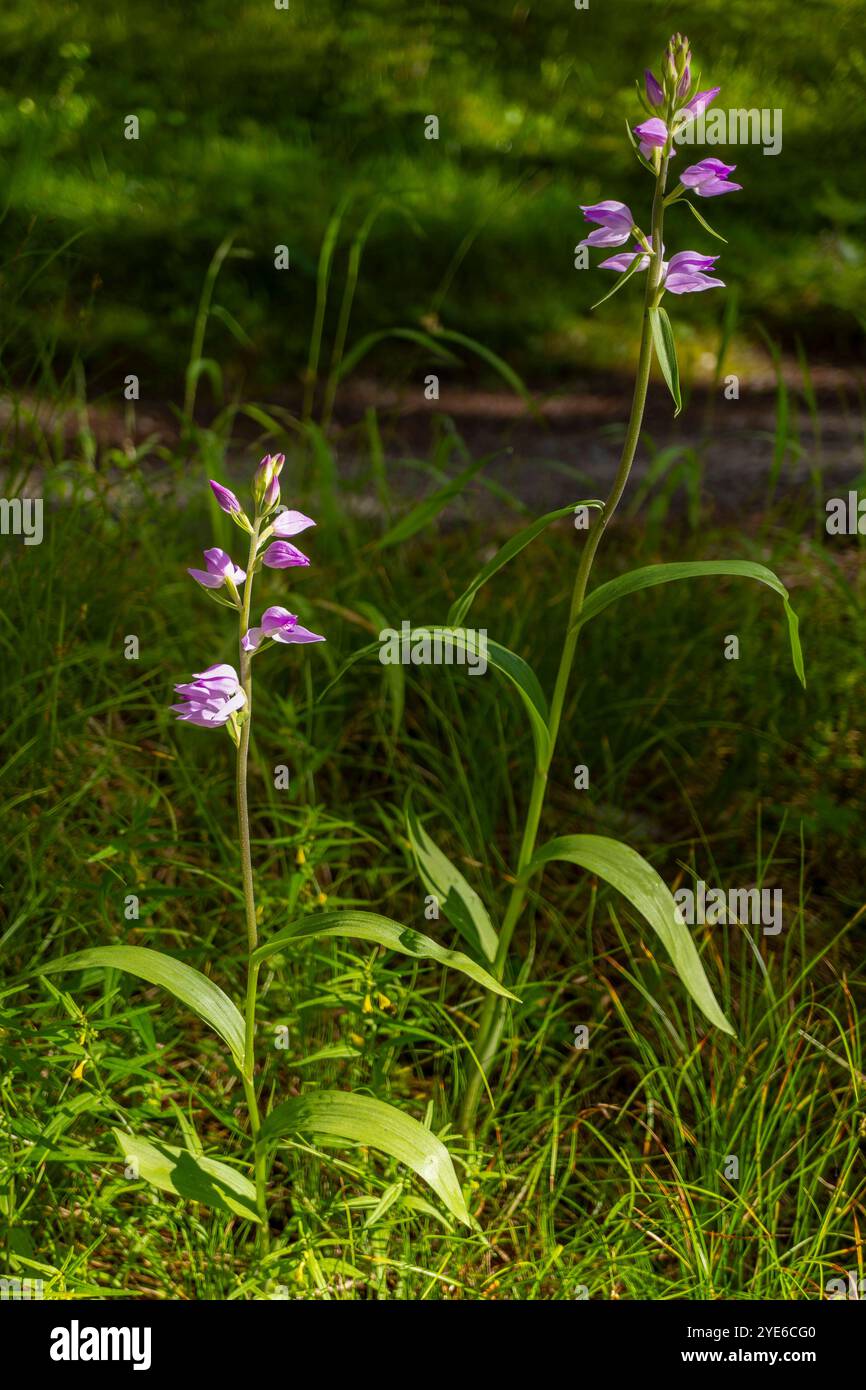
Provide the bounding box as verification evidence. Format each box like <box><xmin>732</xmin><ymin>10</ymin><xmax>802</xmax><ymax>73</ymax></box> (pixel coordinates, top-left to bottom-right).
<box><xmin>1</xmin><ymin>0</ymin><xmax>865</xmax><ymax>395</ymax></box>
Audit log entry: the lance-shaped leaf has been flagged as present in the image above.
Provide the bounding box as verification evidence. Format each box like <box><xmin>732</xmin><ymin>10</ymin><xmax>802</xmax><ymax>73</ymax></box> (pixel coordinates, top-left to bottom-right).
<box><xmin>649</xmin><ymin>305</ymin><xmax>682</xmax><ymax>416</ymax></box>
<box><xmin>571</xmin><ymin>559</ymin><xmax>805</xmax><ymax>687</ymax></box>
<box><xmin>318</xmin><ymin>629</ymin><xmax>551</xmax><ymax>767</ymax></box>
<box><xmin>253</xmin><ymin>908</ymin><xmax>512</xmax><ymax>994</ymax></box>
<box><xmin>432</xmin><ymin>328</ymin><xmax>540</xmax><ymax>419</ymax></box>
<box><xmin>40</xmin><ymin>946</ymin><xmax>246</xmax><ymax>1073</ymax></box>
<box><xmin>447</xmin><ymin>501</ymin><xmax>603</xmax><ymax>628</ymax></box>
<box><xmin>528</xmin><ymin>834</ymin><xmax>734</xmax><ymax>1035</ymax></box>
<box><xmin>335</xmin><ymin>327</ymin><xmax>461</xmax><ymax>382</ymax></box>
<box><xmin>254</xmin><ymin>908</ymin><xmax>514</xmax><ymax>997</ymax></box>
<box><xmin>408</xmin><ymin>627</ymin><xmax>551</xmax><ymax>768</ymax></box>
<box><xmin>591</xmin><ymin>252</ymin><xmax>648</xmax><ymax>311</ymax></box>
<box><xmin>681</xmin><ymin>198</ymin><xmax>728</xmax><ymax>243</ymax></box>
<box><xmin>113</xmin><ymin>1130</ymin><xmax>259</xmax><ymax>1221</ymax></box>
<box><xmin>624</xmin><ymin>116</ymin><xmax>656</xmax><ymax>173</ymax></box>
<box><xmin>376</xmin><ymin>454</ymin><xmax>493</xmax><ymax>551</ymax></box>
<box><xmin>260</xmin><ymin>1091</ymin><xmax>472</xmax><ymax>1227</ymax></box>
<box><xmin>405</xmin><ymin>802</ymin><xmax>498</xmax><ymax>962</ymax></box>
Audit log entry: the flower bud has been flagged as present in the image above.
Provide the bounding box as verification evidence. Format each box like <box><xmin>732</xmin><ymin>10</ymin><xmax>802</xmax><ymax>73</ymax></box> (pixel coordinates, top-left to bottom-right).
<box><xmin>645</xmin><ymin>69</ymin><xmax>664</xmax><ymax>108</ymax></box>
<box><xmin>210</xmin><ymin>480</ymin><xmax>242</xmax><ymax>514</ymax></box>
<box><xmin>252</xmin><ymin>452</ymin><xmax>286</xmax><ymax>510</ymax></box>
<box><xmin>663</xmin><ymin>33</ymin><xmax>691</xmax><ymax>99</ymax></box>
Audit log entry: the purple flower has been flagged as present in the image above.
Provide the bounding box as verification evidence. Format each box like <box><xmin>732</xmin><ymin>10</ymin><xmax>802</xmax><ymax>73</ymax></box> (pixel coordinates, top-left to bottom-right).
<box><xmin>262</xmin><ymin>540</ymin><xmax>310</xmax><ymax>569</ymax></box>
<box><xmin>210</xmin><ymin>481</ymin><xmax>241</xmax><ymax>514</ymax></box>
<box><xmin>599</xmin><ymin>246</ymin><xmax>653</xmax><ymax>273</ymax></box>
<box><xmin>272</xmin><ymin>509</ymin><xmax>316</xmax><ymax>538</ymax></box>
<box><xmin>676</xmin><ymin>65</ymin><xmax>691</xmax><ymax>100</ymax></box>
<box><xmin>171</xmin><ymin>663</ymin><xmax>246</xmax><ymax>728</ymax></box>
<box><xmin>645</xmin><ymin>69</ymin><xmax>664</xmax><ymax>107</ymax></box>
<box><xmin>578</xmin><ymin>200</ymin><xmax>635</xmax><ymax>249</ymax></box>
<box><xmin>188</xmin><ymin>547</ymin><xmax>246</xmax><ymax>590</ymax></box>
<box><xmin>680</xmin><ymin>158</ymin><xmax>742</xmax><ymax>198</ymax></box>
<box><xmin>664</xmin><ymin>250</ymin><xmax>725</xmax><ymax>294</ymax></box>
<box><xmin>633</xmin><ymin>117</ymin><xmax>670</xmax><ymax>158</ymax></box>
<box><xmin>242</xmin><ymin>606</ymin><xmax>325</xmax><ymax>652</ymax></box>
<box><xmin>678</xmin><ymin>86</ymin><xmax>720</xmax><ymax>123</ymax></box>
<box><xmin>599</xmin><ymin>244</ymin><xmax>724</xmax><ymax>296</ymax></box>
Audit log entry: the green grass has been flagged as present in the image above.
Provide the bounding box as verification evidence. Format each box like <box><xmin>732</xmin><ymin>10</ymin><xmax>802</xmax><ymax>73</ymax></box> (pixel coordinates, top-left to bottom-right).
<box><xmin>2</xmin><ymin>420</ymin><xmax>864</xmax><ymax>1298</ymax></box>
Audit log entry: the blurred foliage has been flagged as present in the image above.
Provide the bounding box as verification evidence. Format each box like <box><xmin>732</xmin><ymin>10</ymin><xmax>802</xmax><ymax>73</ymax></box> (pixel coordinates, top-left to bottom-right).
<box><xmin>1</xmin><ymin>0</ymin><xmax>865</xmax><ymax>393</ymax></box>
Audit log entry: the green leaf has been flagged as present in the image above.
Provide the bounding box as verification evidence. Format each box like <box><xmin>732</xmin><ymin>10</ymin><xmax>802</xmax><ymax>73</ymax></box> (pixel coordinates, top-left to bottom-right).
<box><xmin>591</xmin><ymin>252</ymin><xmax>647</xmax><ymax>311</ymax></box>
<box><xmin>432</xmin><ymin>328</ymin><xmax>541</xmax><ymax>419</ymax></box>
<box><xmin>113</xmin><ymin>1130</ymin><xmax>259</xmax><ymax>1221</ymax></box>
<box><xmin>408</xmin><ymin>627</ymin><xmax>551</xmax><ymax>768</ymax></box>
<box><xmin>446</xmin><ymin>501</ymin><xmax>603</xmax><ymax>627</ymax></box>
<box><xmin>252</xmin><ymin>908</ymin><xmax>515</xmax><ymax>996</ymax></box>
<box><xmin>572</xmin><ymin>560</ymin><xmax>805</xmax><ymax>688</ymax></box>
<box><xmin>336</xmin><ymin>328</ymin><xmax>460</xmax><ymax>382</ymax></box>
<box><xmin>40</xmin><ymin>946</ymin><xmax>247</xmax><ymax>1074</ymax></box>
<box><xmin>259</xmin><ymin>1091</ymin><xmax>472</xmax><ymax>1226</ymax></box>
<box><xmin>376</xmin><ymin>455</ymin><xmax>491</xmax><ymax>551</ymax></box>
<box><xmin>624</xmin><ymin>116</ymin><xmax>656</xmax><ymax>173</ymax></box>
<box><xmin>681</xmin><ymin>198</ymin><xmax>728</xmax><ymax>243</ymax></box>
<box><xmin>317</xmin><ymin>628</ymin><xmax>551</xmax><ymax>768</ymax></box>
<box><xmin>528</xmin><ymin>835</ymin><xmax>734</xmax><ymax>1035</ymax></box>
<box><xmin>354</xmin><ymin>600</ymin><xmax>405</xmax><ymax>739</ymax></box>
<box><xmin>649</xmin><ymin>305</ymin><xmax>682</xmax><ymax>416</ymax></box>
<box><xmin>404</xmin><ymin>807</ymin><xmax>499</xmax><ymax>963</ymax></box>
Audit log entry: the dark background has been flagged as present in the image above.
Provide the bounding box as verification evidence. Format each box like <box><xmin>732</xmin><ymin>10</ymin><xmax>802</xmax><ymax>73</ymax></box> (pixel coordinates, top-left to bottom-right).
<box><xmin>2</xmin><ymin>0</ymin><xmax>864</xmax><ymax>401</ymax></box>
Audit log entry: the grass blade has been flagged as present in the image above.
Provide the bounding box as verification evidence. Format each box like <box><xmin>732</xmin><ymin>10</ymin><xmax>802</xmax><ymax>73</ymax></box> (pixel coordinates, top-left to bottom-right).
<box><xmin>447</xmin><ymin>501</ymin><xmax>603</xmax><ymax>627</ymax></box>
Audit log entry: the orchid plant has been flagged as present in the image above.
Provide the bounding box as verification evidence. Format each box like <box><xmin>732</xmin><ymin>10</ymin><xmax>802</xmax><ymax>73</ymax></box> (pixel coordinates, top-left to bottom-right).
<box><xmin>44</xmin><ymin>454</ymin><xmax>515</xmax><ymax>1238</ymax></box>
<box><xmin>40</xmin><ymin>35</ymin><xmax>807</xmax><ymax>1244</ymax></box>
<box><xmin>395</xmin><ymin>36</ymin><xmax>806</xmax><ymax>1133</ymax></box>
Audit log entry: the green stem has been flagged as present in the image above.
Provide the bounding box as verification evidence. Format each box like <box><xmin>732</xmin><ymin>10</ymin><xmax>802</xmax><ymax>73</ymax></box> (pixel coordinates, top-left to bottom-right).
<box><xmin>459</xmin><ymin>152</ymin><xmax>671</xmax><ymax>1135</ymax></box>
<box><xmin>237</xmin><ymin>517</ymin><xmax>270</xmax><ymax>1245</ymax></box>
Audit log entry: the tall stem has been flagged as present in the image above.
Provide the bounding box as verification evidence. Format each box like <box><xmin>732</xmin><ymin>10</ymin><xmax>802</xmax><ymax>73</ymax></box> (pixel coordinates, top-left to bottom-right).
<box><xmin>237</xmin><ymin>517</ymin><xmax>269</xmax><ymax>1242</ymax></box>
<box><xmin>460</xmin><ymin>153</ymin><xmax>671</xmax><ymax>1134</ymax></box>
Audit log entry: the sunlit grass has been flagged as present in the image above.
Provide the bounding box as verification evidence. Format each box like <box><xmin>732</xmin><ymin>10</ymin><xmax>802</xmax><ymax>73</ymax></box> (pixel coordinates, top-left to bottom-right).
<box><xmin>1</xmin><ymin>425</ymin><xmax>864</xmax><ymax>1297</ymax></box>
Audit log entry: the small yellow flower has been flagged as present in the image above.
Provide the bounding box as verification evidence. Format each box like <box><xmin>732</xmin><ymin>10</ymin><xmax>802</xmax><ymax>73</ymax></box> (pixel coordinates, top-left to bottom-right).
<box><xmin>349</xmin><ymin>1032</ymin><xmax>364</xmax><ymax>1046</ymax></box>
<box><xmin>295</xmin><ymin>847</ymin><xmax>306</xmax><ymax>866</ymax></box>
<box><xmin>362</xmin><ymin>994</ymin><xmax>373</xmax><ymax>1014</ymax></box>
<box><xmin>376</xmin><ymin>991</ymin><xmax>393</xmax><ymax>1011</ymax></box>
<box><xmin>71</xmin><ymin>1059</ymin><xmax>87</xmax><ymax>1081</ymax></box>
<box><xmin>316</xmin><ymin>891</ymin><xmax>328</xmax><ymax>906</ymax></box>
